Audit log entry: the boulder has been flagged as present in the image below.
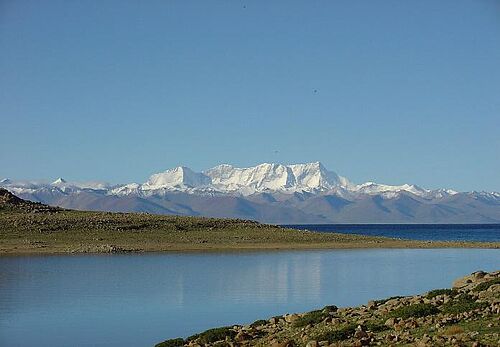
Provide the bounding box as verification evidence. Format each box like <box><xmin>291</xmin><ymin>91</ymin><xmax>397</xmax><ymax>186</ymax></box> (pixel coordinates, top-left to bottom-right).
<box><xmin>284</xmin><ymin>314</ymin><xmax>299</xmax><ymax>323</ymax></box>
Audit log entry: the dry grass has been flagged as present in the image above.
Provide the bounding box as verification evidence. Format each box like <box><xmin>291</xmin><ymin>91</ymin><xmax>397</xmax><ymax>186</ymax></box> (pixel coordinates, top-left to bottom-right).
<box><xmin>443</xmin><ymin>325</ymin><xmax>464</xmax><ymax>335</ymax></box>
<box><xmin>1</xmin><ymin>209</ymin><xmax>498</xmax><ymax>255</ymax></box>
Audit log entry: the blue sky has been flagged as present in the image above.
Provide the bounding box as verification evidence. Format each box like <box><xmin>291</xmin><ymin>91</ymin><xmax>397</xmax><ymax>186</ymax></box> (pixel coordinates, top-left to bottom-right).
<box><xmin>1</xmin><ymin>0</ymin><xmax>499</xmax><ymax>191</ymax></box>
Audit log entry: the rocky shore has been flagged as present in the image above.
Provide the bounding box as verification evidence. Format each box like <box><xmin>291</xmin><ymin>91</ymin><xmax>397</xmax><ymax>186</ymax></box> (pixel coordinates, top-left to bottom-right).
<box><xmin>156</xmin><ymin>270</ymin><xmax>500</xmax><ymax>347</ymax></box>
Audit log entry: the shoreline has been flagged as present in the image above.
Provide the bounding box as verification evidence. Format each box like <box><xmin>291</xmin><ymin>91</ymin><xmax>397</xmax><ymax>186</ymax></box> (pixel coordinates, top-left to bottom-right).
<box><xmin>1</xmin><ymin>200</ymin><xmax>499</xmax><ymax>256</ymax></box>
<box><xmin>155</xmin><ymin>270</ymin><xmax>500</xmax><ymax>347</ymax></box>
<box><xmin>1</xmin><ymin>238</ymin><xmax>499</xmax><ymax>256</ymax></box>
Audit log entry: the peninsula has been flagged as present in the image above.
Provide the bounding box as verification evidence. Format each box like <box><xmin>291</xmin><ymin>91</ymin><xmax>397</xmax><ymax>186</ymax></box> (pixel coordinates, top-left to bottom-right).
<box><xmin>1</xmin><ymin>189</ymin><xmax>498</xmax><ymax>255</ymax></box>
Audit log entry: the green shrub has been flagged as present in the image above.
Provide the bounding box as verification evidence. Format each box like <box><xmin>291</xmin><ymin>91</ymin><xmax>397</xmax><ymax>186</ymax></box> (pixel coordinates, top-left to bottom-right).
<box><xmin>292</xmin><ymin>305</ymin><xmax>338</xmax><ymax>328</ymax></box>
<box><xmin>154</xmin><ymin>338</ymin><xmax>185</xmax><ymax>347</ymax></box>
<box><xmin>293</xmin><ymin>310</ymin><xmax>326</xmax><ymax>327</ymax></box>
<box><xmin>472</xmin><ymin>278</ymin><xmax>500</xmax><ymax>292</ymax></box>
<box><xmin>441</xmin><ymin>294</ymin><xmax>488</xmax><ymax>314</ymax></box>
<box><xmin>389</xmin><ymin>303</ymin><xmax>439</xmax><ymax>319</ymax></box>
<box><xmin>191</xmin><ymin>327</ymin><xmax>236</xmax><ymax>344</ymax></box>
<box><xmin>426</xmin><ymin>288</ymin><xmax>457</xmax><ymax>299</ymax></box>
<box><xmin>250</xmin><ymin>319</ymin><xmax>268</xmax><ymax>328</ymax></box>
<box><xmin>322</xmin><ymin>305</ymin><xmax>338</xmax><ymax>312</ymax></box>
<box><xmin>365</xmin><ymin>321</ymin><xmax>389</xmax><ymax>333</ymax></box>
<box><xmin>374</xmin><ymin>296</ymin><xmax>405</xmax><ymax>305</ymax></box>
<box><xmin>315</xmin><ymin>324</ymin><xmax>357</xmax><ymax>342</ymax></box>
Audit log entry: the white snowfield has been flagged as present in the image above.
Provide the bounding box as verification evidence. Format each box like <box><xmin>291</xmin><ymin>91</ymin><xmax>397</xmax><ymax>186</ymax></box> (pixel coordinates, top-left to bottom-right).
<box><xmin>0</xmin><ymin>161</ymin><xmax>484</xmax><ymax>199</ymax></box>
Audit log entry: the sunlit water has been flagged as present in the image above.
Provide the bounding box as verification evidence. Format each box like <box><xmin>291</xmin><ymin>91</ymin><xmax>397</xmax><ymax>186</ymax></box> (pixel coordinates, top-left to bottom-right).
<box><xmin>0</xmin><ymin>249</ymin><xmax>499</xmax><ymax>347</ymax></box>
<box><xmin>284</xmin><ymin>224</ymin><xmax>500</xmax><ymax>242</ymax></box>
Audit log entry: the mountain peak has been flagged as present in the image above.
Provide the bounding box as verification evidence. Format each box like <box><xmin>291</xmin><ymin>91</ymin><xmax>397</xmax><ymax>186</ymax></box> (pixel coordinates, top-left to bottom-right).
<box><xmin>143</xmin><ymin>166</ymin><xmax>211</xmax><ymax>190</ymax></box>
<box><xmin>202</xmin><ymin>162</ymin><xmax>343</xmax><ymax>194</ymax></box>
<box><xmin>52</xmin><ymin>178</ymin><xmax>67</xmax><ymax>185</ymax></box>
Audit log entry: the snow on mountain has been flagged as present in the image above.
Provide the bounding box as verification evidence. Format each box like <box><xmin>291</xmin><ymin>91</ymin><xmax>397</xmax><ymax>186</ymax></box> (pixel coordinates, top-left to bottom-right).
<box><xmin>205</xmin><ymin>163</ymin><xmax>296</xmax><ymax>194</ymax></box>
<box><xmin>0</xmin><ymin>178</ymin><xmax>111</xmax><ymax>193</ymax></box>
<box><xmin>110</xmin><ymin>183</ymin><xmax>141</xmax><ymax>196</ymax></box>
<box><xmin>203</xmin><ymin>162</ymin><xmax>350</xmax><ymax>194</ymax></box>
<box><xmin>354</xmin><ymin>182</ymin><xmax>427</xmax><ymax>196</ymax></box>
<box><xmin>2</xmin><ymin>162</ymin><xmax>499</xmax><ymax>223</ymax></box>
<box><xmin>0</xmin><ymin>162</ymin><xmax>480</xmax><ymax>199</ymax></box>
<box><xmin>142</xmin><ymin>166</ymin><xmax>211</xmax><ymax>191</ymax></box>
<box><xmin>52</xmin><ymin>178</ymin><xmax>67</xmax><ymax>185</ymax></box>
<box><xmin>288</xmin><ymin>162</ymin><xmax>349</xmax><ymax>190</ymax></box>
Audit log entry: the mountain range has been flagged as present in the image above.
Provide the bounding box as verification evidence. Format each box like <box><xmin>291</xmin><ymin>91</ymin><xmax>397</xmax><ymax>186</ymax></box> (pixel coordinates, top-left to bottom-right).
<box><xmin>2</xmin><ymin>162</ymin><xmax>499</xmax><ymax>223</ymax></box>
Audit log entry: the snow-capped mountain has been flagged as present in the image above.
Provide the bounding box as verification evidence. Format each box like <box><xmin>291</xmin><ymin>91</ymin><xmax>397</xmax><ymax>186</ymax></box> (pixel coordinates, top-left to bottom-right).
<box><xmin>2</xmin><ymin>162</ymin><xmax>499</xmax><ymax>223</ymax></box>
<box><xmin>203</xmin><ymin>162</ymin><xmax>349</xmax><ymax>194</ymax></box>
<box><xmin>142</xmin><ymin>166</ymin><xmax>211</xmax><ymax>191</ymax></box>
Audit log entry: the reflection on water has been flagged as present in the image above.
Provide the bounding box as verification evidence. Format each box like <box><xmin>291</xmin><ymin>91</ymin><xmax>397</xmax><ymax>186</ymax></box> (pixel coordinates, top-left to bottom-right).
<box><xmin>0</xmin><ymin>249</ymin><xmax>498</xmax><ymax>347</ymax></box>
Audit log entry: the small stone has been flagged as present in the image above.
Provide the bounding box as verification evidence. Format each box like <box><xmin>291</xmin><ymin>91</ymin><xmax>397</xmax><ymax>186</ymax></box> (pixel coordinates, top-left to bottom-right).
<box><xmin>384</xmin><ymin>317</ymin><xmax>396</xmax><ymax>327</ymax></box>
<box><xmin>271</xmin><ymin>340</ymin><xmax>294</xmax><ymax>347</ymax></box>
<box><xmin>305</xmin><ymin>341</ymin><xmax>318</xmax><ymax>347</ymax></box>
<box><xmin>354</xmin><ymin>330</ymin><xmax>369</xmax><ymax>339</ymax></box>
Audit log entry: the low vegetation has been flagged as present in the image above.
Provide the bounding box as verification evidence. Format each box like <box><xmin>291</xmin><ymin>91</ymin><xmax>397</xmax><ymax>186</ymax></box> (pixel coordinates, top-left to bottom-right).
<box><xmin>388</xmin><ymin>303</ymin><xmax>439</xmax><ymax>319</ymax></box>
<box><xmin>187</xmin><ymin>327</ymin><xmax>236</xmax><ymax>344</ymax></box>
<box><xmin>250</xmin><ymin>320</ymin><xmax>268</xmax><ymax>328</ymax></box>
<box><xmin>373</xmin><ymin>295</ymin><xmax>405</xmax><ymax>305</ymax></box>
<box><xmin>426</xmin><ymin>288</ymin><xmax>457</xmax><ymax>299</ymax></box>
<box><xmin>441</xmin><ymin>293</ymin><xmax>488</xmax><ymax>315</ymax></box>
<box><xmin>155</xmin><ymin>270</ymin><xmax>500</xmax><ymax>346</ymax></box>
<box><xmin>314</xmin><ymin>324</ymin><xmax>357</xmax><ymax>342</ymax></box>
<box><xmin>2</xmin><ymin>188</ymin><xmax>496</xmax><ymax>255</ymax></box>
<box><xmin>472</xmin><ymin>278</ymin><xmax>500</xmax><ymax>292</ymax></box>
<box><xmin>154</xmin><ymin>338</ymin><xmax>184</xmax><ymax>347</ymax></box>
<box><xmin>293</xmin><ymin>310</ymin><xmax>327</xmax><ymax>328</ymax></box>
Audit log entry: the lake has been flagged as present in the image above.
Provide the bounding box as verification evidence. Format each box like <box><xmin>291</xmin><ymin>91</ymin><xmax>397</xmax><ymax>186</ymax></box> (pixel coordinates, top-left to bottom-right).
<box><xmin>0</xmin><ymin>249</ymin><xmax>499</xmax><ymax>347</ymax></box>
<box><xmin>284</xmin><ymin>224</ymin><xmax>500</xmax><ymax>242</ymax></box>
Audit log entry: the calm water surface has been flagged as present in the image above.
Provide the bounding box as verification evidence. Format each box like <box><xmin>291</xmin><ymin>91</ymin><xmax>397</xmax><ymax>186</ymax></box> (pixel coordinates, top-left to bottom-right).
<box><xmin>284</xmin><ymin>224</ymin><xmax>500</xmax><ymax>242</ymax></box>
<box><xmin>0</xmin><ymin>249</ymin><xmax>499</xmax><ymax>347</ymax></box>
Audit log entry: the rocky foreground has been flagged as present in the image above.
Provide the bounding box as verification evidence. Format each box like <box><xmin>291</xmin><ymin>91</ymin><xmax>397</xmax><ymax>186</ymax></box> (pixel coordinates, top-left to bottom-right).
<box><xmin>156</xmin><ymin>270</ymin><xmax>500</xmax><ymax>347</ymax></box>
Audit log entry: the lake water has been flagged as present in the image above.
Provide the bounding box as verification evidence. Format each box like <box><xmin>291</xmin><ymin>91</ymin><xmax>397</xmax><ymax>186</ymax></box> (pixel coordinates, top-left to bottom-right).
<box><xmin>284</xmin><ymin>224</ymin><xmax>500</xmax><ymax>242</ymax></box>
<box><xmin>1</xmin><ymin>249</ymin><xmax>499</xmax><ymax>347</ymax></box>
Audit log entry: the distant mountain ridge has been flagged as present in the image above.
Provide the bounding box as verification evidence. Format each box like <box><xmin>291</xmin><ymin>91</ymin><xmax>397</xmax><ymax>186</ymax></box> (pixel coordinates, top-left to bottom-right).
<box><xmin>2</xmin><ymin>162</ymin><xmax>500</xmax><ymax>223</ymax></box>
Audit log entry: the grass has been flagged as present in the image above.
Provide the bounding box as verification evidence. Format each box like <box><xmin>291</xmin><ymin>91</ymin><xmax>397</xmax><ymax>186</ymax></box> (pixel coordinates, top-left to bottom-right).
<box><xmin>388</xmin><ymin>303</ymin><xmax>439</xmax><ymax>319</ymax></box>
<box><xmin>250</xmin><ymin>319</ymin><xmax>268</xmax><ymax>328</ymax></box>
<box><xmin>364</xmin><ymin>320</ymin><xmax>389</xmax><ymax>333</ymax></box>
<box><xmin>0</xmin><ymin>209</ymin><xmax>396</xmax><ymax>254</ymax></box>
<box><xmin>293</xmin><ymin>310</ymin><xmax>327</xmax><ymax>327</ymax></box>
<box><xmin>315</xmin><ymin>324</ymin><xmax>357</xmax><ymax>342</ymax></box>
<box><xmin>426</xmin><ymin>288</ymin><xmax>457</xmax><ymax>299</ymax></box>
<box><xmin>4</xmin><ymin>209</ymin><xmax>489</xmax><ymax>255</ymax></box>
<box><xmin>187</xmin><ymin>327</ymin><xmax>236</xmax><ymax>344</ymax></box>
<box><xmin>472</xmin><ymin>278</ymin><xmax>500</xmax><ymax>292</ymax></box>
<box><xmin>441</xmin><ymin>294</ymin><xmax>488</xmax><ymax>314</ymax></box>
<box><xmin>374</xmin><ymin>295</ymin><xmax>405</xmax><ymax>305</ymax></box>
<box><xmin>154</xmin><ymin>338</ymin><xmax>184</xmax><ymax>347</ymax></box>
<box><xmin>443</xmin><ymin>326</ymin><xmax>464</xmax><ymax>335</ymax></box>
<box><xmin>292</xmin><ymin>306</ymin><xmax>337</xmax><ymax>328</ymax></box>
<box><xmin>1</xmin><ymin>196</ymin><xmax>499</xmax><ymax>255</ymax></box>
